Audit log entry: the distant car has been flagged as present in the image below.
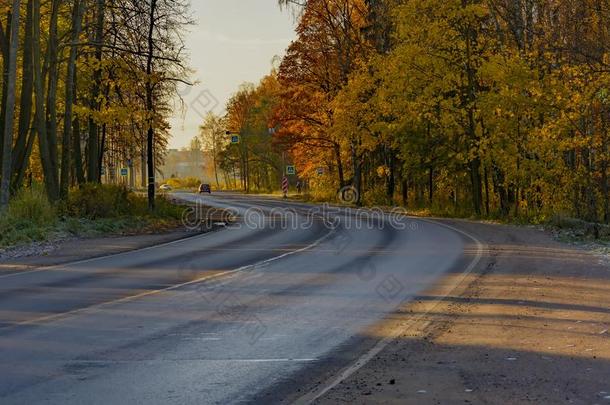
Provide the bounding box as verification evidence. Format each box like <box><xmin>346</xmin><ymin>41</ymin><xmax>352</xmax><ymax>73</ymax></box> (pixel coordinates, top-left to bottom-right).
<box><xmin>160</xmin><ymin>184</ymin><xmax>172</xmax><ymax>191</ymax></box>
<box><xmin>199</xmin><ymin>183</ymin><xmax>211</xmax><ymax>194</ymax></box>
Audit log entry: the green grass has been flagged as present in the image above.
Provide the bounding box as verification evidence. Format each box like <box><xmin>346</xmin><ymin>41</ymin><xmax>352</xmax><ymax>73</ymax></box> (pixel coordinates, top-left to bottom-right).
<box><xmin>0</xmin><ymin>185</ymin><xmax>187</xmax><ymax>250</ymax></box>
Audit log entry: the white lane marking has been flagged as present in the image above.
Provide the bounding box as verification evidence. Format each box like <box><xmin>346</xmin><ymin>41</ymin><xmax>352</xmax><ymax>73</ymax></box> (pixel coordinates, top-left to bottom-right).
<box><xmin>293</xmin><ymin>217</ymin><xmax>486</xmax><ymax>405</ymax></box>
<box><xmin>229</xmin><ymin>359</ymin><xmax>318</xmax><ymax>363</ymax></box>
<box><xmin>182</xmin><ymin>337</ymin><xmax>222</xmax><ymax>341</ymax></box>
<box><xmin>3</xmin><ymin>223</ymin><xmax>336</xmax><ymax>330</ymax></box>
<box><xmin>60</xmin><ymin>358</ymin><xmax>318</xmax><ymax>365</ymax></box>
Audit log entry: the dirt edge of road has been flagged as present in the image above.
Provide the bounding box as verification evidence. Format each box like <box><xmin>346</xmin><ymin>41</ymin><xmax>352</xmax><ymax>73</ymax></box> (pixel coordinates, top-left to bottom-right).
<box><xmin>295</xmin><ymin>219</ymin><xmax>610</xmax><ymax>405</ymax></box>
<box><xmin>0</xmin><ymin>229</ymin><xmax>205</xmax><ymax>275</ymax></box>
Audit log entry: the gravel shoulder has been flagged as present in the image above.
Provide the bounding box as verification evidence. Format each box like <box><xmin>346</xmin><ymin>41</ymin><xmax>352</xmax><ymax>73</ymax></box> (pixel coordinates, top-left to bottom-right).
<box><xmin>313</xmin><ymin>219</ymin><xmax>610</xmax><ymax>404</ymax></box>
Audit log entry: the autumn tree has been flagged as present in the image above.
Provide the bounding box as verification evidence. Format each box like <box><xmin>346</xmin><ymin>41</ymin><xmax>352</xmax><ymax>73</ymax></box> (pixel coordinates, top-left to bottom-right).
<box><xmin>276</xmin><ymin>0</ymin><xmax>370</xmax><ymax>194</ymax></box>
<box><xmin>0</xmin><ymin>0</ymin><xmax>192</xmax><ymax>213</ymax></box>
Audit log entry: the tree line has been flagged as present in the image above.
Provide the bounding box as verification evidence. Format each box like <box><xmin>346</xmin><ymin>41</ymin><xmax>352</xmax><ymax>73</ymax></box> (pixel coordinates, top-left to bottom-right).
<box><xmin>0</xmin><ymin>0</ymin><xmax>191</xmax><ymax>210</ymax></box>
<box><xmin>199</xmin><ymin>75</ymin><xmax>286</xmax><ymax>194</ymax></box>
<box><xmin>203</xmin><ymin>0</ymin><xmax>610</xmax><ymax>223</ymax></box>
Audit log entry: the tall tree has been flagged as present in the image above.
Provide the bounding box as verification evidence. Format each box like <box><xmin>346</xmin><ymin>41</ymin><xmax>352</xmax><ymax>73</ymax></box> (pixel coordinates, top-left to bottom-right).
<box><xmin>32</xmin><ymin>0</ymin><xmax>59</xmax><ymax>200</ymax></box>
<box><xmin>199</xmin><ymin>112</ymin><xmax>226</xmax><ymax>189</ymax></box>
<box><xmin>145</xmin><ymin>0</ymin><xmax>158</xmax><ymax>210</ymax></box>
<box><xmin>0</xmin><ymin>0</ymin><xmax>21</xmax><ymax>209</ymax></box>
<box><xmin>60</xmin><ymin>0</ymin><xmax>85</xmax><ymax>198</ymax></box>
<box><xmin>11</xmin><ymin>0</ymin><xmax>33</xmax><ymax>191</ymax></box>
<box><xmin>87</xmin><ymin>0</ymin><xmax>106</xmax><ymax>183</ymax></box>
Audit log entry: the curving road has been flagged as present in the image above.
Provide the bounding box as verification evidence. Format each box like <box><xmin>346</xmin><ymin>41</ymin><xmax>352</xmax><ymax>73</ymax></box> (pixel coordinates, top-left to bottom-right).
<box><xmin>0</xmin><ymin>192</ymin><xmax>477</xmax><ymax>404</ymax></box>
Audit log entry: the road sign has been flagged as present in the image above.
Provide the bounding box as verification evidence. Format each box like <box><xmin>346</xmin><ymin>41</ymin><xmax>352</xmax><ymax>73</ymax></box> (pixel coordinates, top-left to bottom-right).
<box><xmin>120</xmin><ymin>168</ymin><xmax>128</xmax><ymax>177</ymax></box>
<box><xmin>282</xmin><ymin>176</ymin><xmax>289</xmax><ymax>197</ymax></box>
<box><xmin>231</xmin><ymin>135</ymin><xmax>240</xmax><ymax>144</ymax></box>
<box><xmin>286</xmin><ymin>165</ymin><xmax>296</xmax><ymax>176</ymax></box>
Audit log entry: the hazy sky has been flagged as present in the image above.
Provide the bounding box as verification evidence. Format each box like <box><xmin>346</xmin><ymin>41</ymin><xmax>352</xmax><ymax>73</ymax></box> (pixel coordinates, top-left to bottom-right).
<box><xmin>168</xmin><ymin>1</ymin><xmax>296</xmax><ymax>149</ymax></box>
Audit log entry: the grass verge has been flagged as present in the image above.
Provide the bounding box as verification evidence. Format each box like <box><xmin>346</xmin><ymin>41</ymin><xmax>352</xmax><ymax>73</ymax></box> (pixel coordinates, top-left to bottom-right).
<box><xmin>0</xmin><ymin>185</ymin><xmax>186</xmax><ymax>250</ymax></box>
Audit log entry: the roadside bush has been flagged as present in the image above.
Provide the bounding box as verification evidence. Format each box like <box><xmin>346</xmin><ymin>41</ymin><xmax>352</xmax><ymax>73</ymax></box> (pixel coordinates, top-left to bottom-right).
<box><xmin>0</xmin><ymin>218</ymin><xmax>50</xmax><ymax>247</ymax></box>
<box><xmin>152</xmin><ymin>195</ymin><xmax>184</xmax><ymax>219</ymax></box>
<box><xmin>66</xmin><ymin>184</ymin><xmax>131</xmax><ymax>219</ymax></box>
<box><xmin>125</xmin><ymin>193</ymin><xmax>182</xmax><ymax>219</ymax></box>
<box><xmin>363</xmin><ymin>184</ymin><xmax>392</xmax><ymax>207</ymax></box>
<box><xmin>306</xmin><ymin>177</ymin><xmax>338</xmax><ymax>203</ymax></box>
<box><xmin>165</xmin><ymin>177</ymin><xmax>201</xmax><ymax>190</ymax></box>
<box><xmin>1</xmin><ymin>184</ymin><xmax>186</xmax><ymax>250</ymax></box>
<box><xmin>0</xmin><ymin>186</ymin><xmax>56</xmax><ymax>247</ymax></box>
<box><xmin>7</xmin><ymin>186</ymin><xmax>56</xmax><ymax>226</ymax></box>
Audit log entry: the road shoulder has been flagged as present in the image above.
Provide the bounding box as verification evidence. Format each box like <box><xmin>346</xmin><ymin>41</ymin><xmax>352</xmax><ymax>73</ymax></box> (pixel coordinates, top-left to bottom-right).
<box><xmin>0</xmin><ymin>199</ymin><xmax>234</xmax><ymax>276</ymax></box>
<box><xmin>314</xmin><ymin>220</ymin><xmax>610</xmax><ymax>404</ymax></box>
<box><xmin>0</xmin><ymin>229</ymin><xmax>200</xmax><ymax>275</ymax></box>
<box><xmin>0</xmin><ymin>229</ymin><xmax>204</xmax><ymax>276</ymax></box>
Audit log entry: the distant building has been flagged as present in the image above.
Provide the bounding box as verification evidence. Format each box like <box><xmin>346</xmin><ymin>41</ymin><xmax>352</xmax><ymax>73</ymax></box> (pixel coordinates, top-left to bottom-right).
<box><xmin>159</xmin><ymin>149</ymin><xmax>214</xmax><ymax>182</ymax></box>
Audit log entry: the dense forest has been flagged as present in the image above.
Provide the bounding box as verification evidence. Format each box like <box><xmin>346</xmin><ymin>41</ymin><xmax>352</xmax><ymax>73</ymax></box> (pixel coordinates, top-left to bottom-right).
<box><xmin>200</xmin><ymin>0</ymin><xmax>610</xmax><ymax>223</ymax></box>
<box><xmin>3</xmin><ymin>0</ymin><xmax>610</xmax><ymax>224</ymax></box>
<box><xmin>0</xmin><ymin>0</ymin><xmax>191</xmax><ymax>210</ymax></box>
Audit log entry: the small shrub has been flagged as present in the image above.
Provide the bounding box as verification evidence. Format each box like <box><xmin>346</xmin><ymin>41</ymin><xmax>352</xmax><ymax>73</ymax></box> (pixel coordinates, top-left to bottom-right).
<box><xmin>165</xmin><ymin>177</ymin><xmax>201</xmax><ymax>190</ymax></box>
<box><xmin>1</xmin><ymin>184</ymin><xmax>186</xmax><ymax>249</ymax></box>
<box><xmin>126</xmin><ymin>193</ymin><xmax>149</xmax><ymax>217</ymax></box>
<box><xmin>67</xmin><ymin>184</ymin><xmax>131</xmax><ymax>219</ymax></box>
<box><xmin>61</xmin><ymin>217</ymin><xmax>87</xmax><ymax>235</ymax></box>
<box><xmin>308</xmin><ymin>187</ymin><xmax>336</xmax><ymax>203</ymax></box>
<box><xmin>125</xmin><ymin>193</ymin><xmax>182</xmax><ymax>219</ymax></box>
<box><xmin>363</xmin><ymin>184</ymin><xmax>392</xmax><ymax>207</ymax></box>
<box><xmin>0</xmin><ymin>186</ymin><xmax>56</xmax><ymax>247</ymax></box>
<box><xmin>7</xmin><ymin>186</ymin><xmax>56</xmax><ymax>226</ymax></box>
<box><xmin>153</xmin><ymin>195</ymin><xmax>184</xmax><ymax>219</ymax></box>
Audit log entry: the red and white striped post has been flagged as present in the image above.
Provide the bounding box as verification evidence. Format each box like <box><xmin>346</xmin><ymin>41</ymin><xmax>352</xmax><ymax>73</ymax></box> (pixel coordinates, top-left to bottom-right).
<box><xmin>282</xmin><ymin>176</ymin><xmax>289</xmax><ymax>198</ymax></box>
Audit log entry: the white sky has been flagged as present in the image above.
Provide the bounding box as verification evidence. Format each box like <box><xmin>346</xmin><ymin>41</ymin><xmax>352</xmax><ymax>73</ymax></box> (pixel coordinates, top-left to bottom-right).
<box><xmin>168</xmin><ymin>0</ymin><xmax>296</xmax><ymax>149</ymax></box>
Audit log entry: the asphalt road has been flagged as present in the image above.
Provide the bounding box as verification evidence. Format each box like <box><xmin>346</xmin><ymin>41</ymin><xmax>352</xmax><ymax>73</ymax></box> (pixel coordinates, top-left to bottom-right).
<box><xmin>0</xmin><ymin>192</ymin><xmax>475</xmax><ymax>404</ymax></box>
